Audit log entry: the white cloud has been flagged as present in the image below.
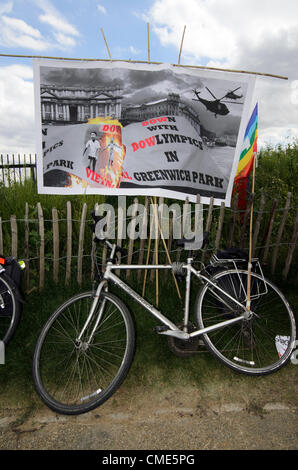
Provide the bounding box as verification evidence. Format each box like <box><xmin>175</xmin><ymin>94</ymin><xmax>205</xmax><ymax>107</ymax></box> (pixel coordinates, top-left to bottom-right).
<box><xmin>53</xmin><ymin>32</ymin><xmax>77</xmax><ymax>48</ymax></box>
<box><xmin>35</xmin><ymin>0</ymin><xmax>80</xmax><ymax>48</ymax></box>
<box><xmin>0</xmin><ymin>65</ymin><xmax>35</xmax><ymax>154</ymax></box>
<box><xmin>0</xmin><ymin>0</ymin><xmax>80</xmax><ymax>51</ymax></box>
<box><xmin>0</xmin><ymin>15</ymin><xmax>51</xmax><ymax>50</ymax></box>
<box><xmin>97</xmin><ymin>4</ymin><xmax>107</xmax><ymax>15</ymax></box>
<box><xmin>2</xmin><ymin>15</ymin><xmax>42</xmax><ymax>38</ymax></box>
<box><xmin>39</xmin><ymin>13</ymin><xmax>79</xmax><ymax>37</ymax></box>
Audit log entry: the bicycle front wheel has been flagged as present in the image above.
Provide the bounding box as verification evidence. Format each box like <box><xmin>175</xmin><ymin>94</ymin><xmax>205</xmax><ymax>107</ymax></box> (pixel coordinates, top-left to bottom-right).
<box><xmin>195</xmin><ymin>269</ymin><xmax>296</xmax><ymax>375</ymax></box>
<box><xmin>33</xmin><ymin>291</ymin><xmax>135</xmax><ymax>415</ymax></box>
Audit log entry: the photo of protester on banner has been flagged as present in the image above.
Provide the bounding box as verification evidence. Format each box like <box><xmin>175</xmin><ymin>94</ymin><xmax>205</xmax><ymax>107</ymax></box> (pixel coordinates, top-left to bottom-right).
<box><xmin>34</xmin><ymin>60</ymin><xmax>255</xmax><ymax>205</ymax></box>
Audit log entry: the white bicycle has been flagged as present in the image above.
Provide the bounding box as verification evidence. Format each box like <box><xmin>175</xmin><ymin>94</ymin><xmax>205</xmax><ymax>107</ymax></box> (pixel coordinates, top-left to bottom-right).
<box><xmin>32</xmin><ymin>212</ymin><xmax>296</xmax><ymax>415</ymax></box>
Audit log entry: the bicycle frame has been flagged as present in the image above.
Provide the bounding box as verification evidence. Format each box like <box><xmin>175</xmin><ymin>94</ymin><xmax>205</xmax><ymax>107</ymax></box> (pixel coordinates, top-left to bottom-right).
<box><xmin>77</xmin><ymin>244</ymin><xmax>252</xmax><ymax>344</ymax></box>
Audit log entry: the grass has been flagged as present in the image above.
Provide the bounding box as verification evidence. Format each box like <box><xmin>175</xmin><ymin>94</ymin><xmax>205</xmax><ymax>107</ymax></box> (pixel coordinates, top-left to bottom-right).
<box><xmin>0</xmin><ymin>272</ymin><xmax>297</xmax><ymax>412</ymax></box>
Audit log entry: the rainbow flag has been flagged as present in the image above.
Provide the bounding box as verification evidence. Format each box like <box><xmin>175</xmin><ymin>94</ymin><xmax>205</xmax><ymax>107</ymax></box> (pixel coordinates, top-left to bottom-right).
<box><xmin>236</xmin><ymin>103</ymin><xmax>258</xmax><ymax>179</ymax></box>
<box><xmin>234</xmin><ymin>103</ymin><xmax>258</xmax><ymax>210</ymax></box>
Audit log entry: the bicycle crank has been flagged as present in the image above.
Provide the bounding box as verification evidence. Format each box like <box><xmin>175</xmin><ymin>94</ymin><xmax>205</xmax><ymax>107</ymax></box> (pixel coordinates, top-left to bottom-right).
<box><xmin>166</xmin><ymin>323</ymin><xmax>205</xmax><ymax>358</ymax></box>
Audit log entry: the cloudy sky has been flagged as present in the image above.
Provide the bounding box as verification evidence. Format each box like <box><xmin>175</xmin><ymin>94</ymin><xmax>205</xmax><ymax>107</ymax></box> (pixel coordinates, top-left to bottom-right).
<box><xmin>0</xmin><ymin>0</ymin><xmax>298</xmax><ymax>154</ymax></box>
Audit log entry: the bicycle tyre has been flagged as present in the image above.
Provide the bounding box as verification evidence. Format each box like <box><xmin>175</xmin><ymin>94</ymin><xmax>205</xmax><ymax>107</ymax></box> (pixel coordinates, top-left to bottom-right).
<box><xmin>33</xmin><ymin>291</ymin><xmax>135</xmax><ymax>415</ymax></box>
<box><xmin>0</xmin><ymin>273</ymin><xmax>21</xmax><ymax>345</ymax></box>
<box><xmin>195</xmin><ymin>269</ymin><xmax>296</xmax><ymax>375</ymax></box>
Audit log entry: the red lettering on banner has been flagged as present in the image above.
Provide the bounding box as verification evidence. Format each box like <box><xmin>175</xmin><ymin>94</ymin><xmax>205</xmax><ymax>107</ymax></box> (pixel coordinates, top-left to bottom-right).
<box><xmin>142</xmin><ymin>117</ymin><xmax>168</xmax><ymax>126</ymax></box>
<box><xmin>102</xmin><ymin>124</ymin><xmax>121</xmax><ymax>134</ymax></box>
<box><xmin>131</xmin><ymin>136</ymin><xmax>156</xmax><ymax>152</ymax></box>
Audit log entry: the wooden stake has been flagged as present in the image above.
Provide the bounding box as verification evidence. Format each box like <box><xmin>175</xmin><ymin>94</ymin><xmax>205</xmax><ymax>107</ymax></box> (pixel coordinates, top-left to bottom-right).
<box><xmin>246</xmin><ymin>156</ymin><xmax>256</xmax><ymax>311</ymax></box>
<box><xmin>142</xmin><ymin>209</ymin><xmax>154</xmax><ymax>298</ymax></box>
<box><xmin>178</xmin><ymin>26</ymin><xmax>186</xmax><ymax>65</ymax></box>
<box><xmin>150</xmin><ymin>197</ymin><xmax>182</xmax><ymax>300</ymax></box>
<box><xmin>65</xmin><ymin>201</ymin><xmax>72</xmax><ymax>286</ymax></box>
<box><xmin>52</xmin><ymin>208</ymin><xmax>59</xmax><ymax>284</ymax></box>
<box><xmin>100</xmin><ymin>28</ymin><xmax>112</xmax><ymax>60</ymax></box>
<box><xmin>147</xmin><ymin>23</ymin><xmax>151</xmax><ymax>62</ymax></box>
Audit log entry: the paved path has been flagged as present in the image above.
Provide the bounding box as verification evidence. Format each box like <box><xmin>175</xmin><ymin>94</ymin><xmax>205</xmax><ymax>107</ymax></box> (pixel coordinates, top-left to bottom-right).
<box><xmin>0</xmin><ymin>389</ymin><xmax>297</xmax><ymax>450</ymax></box>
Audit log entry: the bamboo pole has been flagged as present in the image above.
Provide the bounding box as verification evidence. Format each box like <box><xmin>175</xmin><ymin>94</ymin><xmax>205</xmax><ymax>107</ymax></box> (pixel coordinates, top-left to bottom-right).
<box><xmin>116</xmin><ymin>199</ymin><xmax>125</xmax><ymax>277</ymax></box>
<box><xmin>100</xmin><ymin>28</ymin><xmax>112</xmax><ymax>60</ymax></box>
<box><xmin>0</xmin><ymin>218</ymin><xmax>3</xmax><ymax>254</ymax></box>
<box><xmin>150</xmin><ymin>197</ymin><xmax>182</xmax><ymax>301</ymax></box>
<box><xmin>147</xmin><ymin>23</ymin><xmax>150</xmax><ymax>62</ymax></box>
<box><xmin>246</xmin><ymin>157</ymin><xmax>256</xmax><ymax>311</ymax></box>
<box><xmin>0</xmin><ymin>53</ymin><xmax>288</xmax><ymax>80</ymax></box>
<box><xmin>178</xmin><ymin>25</ymin><xmax>186</xmax><ymax>65</ymax></box>
<box><xmin>138</xmin><ymin>196</ymin><xmax>149</xmax><ymax>282</ymax></box>
<box><xmin>153</xmin><ymin>196</ymin><xmax>159</xmax><ymax>305</ymax></box>
<box><xmin>142</xmin><ymin>208</ymin><xmax>154</xmax><ymax>298</ymax></box>
<box><xmin>126</xmin><ymin>198</ymin><xmax>139</xmax><ymax>279</ymax></box>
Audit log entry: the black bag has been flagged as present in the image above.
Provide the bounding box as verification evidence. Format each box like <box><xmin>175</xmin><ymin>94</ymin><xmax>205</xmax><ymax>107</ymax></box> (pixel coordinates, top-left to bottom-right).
<box><xmin>0</xmin><ymin>256</ymin><xmax>24</xmax><ymax>317</ymax></box>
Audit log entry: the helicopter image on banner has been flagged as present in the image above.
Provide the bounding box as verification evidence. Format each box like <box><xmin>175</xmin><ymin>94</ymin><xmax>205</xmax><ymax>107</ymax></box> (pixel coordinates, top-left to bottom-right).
<box><xmin>192</xmin><ymin>86</ymin><xmax>243</xmax><ymax>117</ymax></box>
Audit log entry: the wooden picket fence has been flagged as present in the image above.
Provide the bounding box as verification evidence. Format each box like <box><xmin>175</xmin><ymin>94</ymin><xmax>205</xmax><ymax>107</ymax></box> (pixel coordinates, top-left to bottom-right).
<box><xmin>0</xmin><ymin>193</ymin><xmax>297</xmax><ymax>293</ymax></box>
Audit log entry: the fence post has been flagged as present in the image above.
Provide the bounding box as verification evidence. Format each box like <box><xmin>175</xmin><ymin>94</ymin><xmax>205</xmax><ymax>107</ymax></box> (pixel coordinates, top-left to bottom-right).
<box><xmin>10</xmin><ymin>215</ymin><xmax>18</xmax><ymax>259</ymax></box>
<box><xmin>77</xmin><ymin>203</ymin><xmax>87</xmax><ymax>287</ymax></box>
<box><xmin>282</xmin><ymin>209</ymin><xmax>298</xmax><ymax>280</ymax></box>
<box><xmin>262</xmin><ymin>198</ymin><xmax>278</xmax><ymax>264</ymax></box>
<box><xmin>201</xmin><ymin>196</ymin><xmax>214</xmax><ymax>263</ymax></box>
<box><xmin>24</xmin><ymin>203</ymin><xmax>30</xmax><ymax>291</ymax></box>
<box><xmin>126</xmin><ymin>198</ymin><xmax>139</xmax><ymax>279</ymax></box>
<box><xmin>37</xmin><ymin>202</ymin><xmax>45</xmax><ymax>290</ymax></box>
<box><xmin>227</xmin><ymin>194</ymin><xmax>238</xmax><ymax>248</ymax></box>
<box><xmin>102</xmin><ymin>209</ymin><xmax>112</xmax><ymax>273</ymax></box>
<box><xmin>252</xmin><ymin>192</ymin><xmax>265</xmax><ymax>257</ymax></box>
<box><xmin>65</xmin><ymin>201</ymin><xmax>72</xmax><ymax>286</ymax></box>
<box><xmin>52</xmin><ymin>208</ymin><xmax>59</xmax><ymax>283</ymax></box>
<box><xmin>215</xmin><ymin>202</ymin><xmax>225</xmax><ymax>250</ymax></box>
<box><xmin>91</xmin><ymin>203</ymin><xmax>97</xmax><ymax>281</ymax></box>
<box><xmin>116</xmin><ymin>197</ymin><xmax>125</xmax><ymax>277</ymax></box>
<box><xmin>271</xmin><ymin>192</ymin><xmax>292</xmax><ymax>274</ymax></box>
<box><xmin>138</xmin><ymin>196</ymin><xmax>149</xmax><ymax>282</ymax></box>
<box><xmin>239</xmin><ymin>200</ymin><xmax>252</xmax><ymax>249</ymax></box>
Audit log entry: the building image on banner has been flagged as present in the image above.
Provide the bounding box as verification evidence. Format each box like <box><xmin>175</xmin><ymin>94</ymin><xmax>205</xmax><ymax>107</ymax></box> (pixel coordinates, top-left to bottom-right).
<box><xmin>34</xmin><ymin>60</ymin><xmax>256</xmax><ymax>205</ymax></box>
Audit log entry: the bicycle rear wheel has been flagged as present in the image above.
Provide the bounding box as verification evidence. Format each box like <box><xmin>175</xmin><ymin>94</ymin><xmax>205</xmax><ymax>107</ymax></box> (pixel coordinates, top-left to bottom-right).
<box><xmin>0</xmin><ymin>273</ymin><xmax>21</xmax><ymax>345</ymax></box>
<box><xmin>195</xmin><ymin>269</ymin><xmax>296</xmax><ymax>375</ymax></box>
<box><xmin>33</xmin><ymin>291</ymin><xmax>135</xmax><ymax>415</ymax></box>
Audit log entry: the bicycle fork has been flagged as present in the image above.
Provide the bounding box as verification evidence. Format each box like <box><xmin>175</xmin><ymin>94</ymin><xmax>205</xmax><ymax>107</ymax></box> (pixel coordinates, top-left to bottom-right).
<box><xmin>75</xmin><ymin>280</ymin><xmax>107</xmax><ymax>348</ymax></box>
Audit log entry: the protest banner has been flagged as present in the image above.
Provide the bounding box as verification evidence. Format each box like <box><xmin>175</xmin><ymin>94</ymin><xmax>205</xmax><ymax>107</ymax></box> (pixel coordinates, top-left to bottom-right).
<box><xmin>34</xmin><ymin>60</ymin><xmax>255</xmax><ymax>205</ymax></box>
